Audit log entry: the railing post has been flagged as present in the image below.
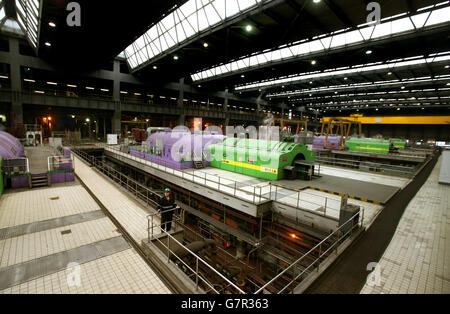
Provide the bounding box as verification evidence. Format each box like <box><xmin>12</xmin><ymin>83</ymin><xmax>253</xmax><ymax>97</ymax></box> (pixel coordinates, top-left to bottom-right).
<box><xmin>253</xmin><ymin>186</ymin><xmax>256</xmax><ymax>204</ymax></box>
<box><xmin>167</xmin><ymin>235</ymin><xmax>171</xmax><ymax>262</ymax></box>
<box><xmin>195</xmin><ymin>258</ymin><xmax>199</xmax><ymax>291</ymax></box>
<box><xmin>324</xmin><ymin>198</ymin><xmax>328</xmax><ymax>216</ymax></box>
<box><xmin>275</xmin><ymin>185</ymin><xmax>278</xmax><ymax>201</ymax></box>
<box><xmin>151</xmin><ymin>215</ymin><xmax>154</xmax><ymax>240</ymax></box>
<box><xmin>234</xmin><ymin>182</ymin><xmax>237</xmax><ymax>196</ymax></box>
<box><xmin>297</xmin><ymin>191</ymin><xmax>300</xmax><ymax>209</ymax></box>
<box><xmin>147</xmin><ymin>218</ymin><xmax>150</xmax><ymax>242</ymax></box>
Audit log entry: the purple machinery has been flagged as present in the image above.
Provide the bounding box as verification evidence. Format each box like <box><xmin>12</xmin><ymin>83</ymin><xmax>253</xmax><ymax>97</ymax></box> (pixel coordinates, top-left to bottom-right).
<box><xmin>128</xmin><ymin>130</ymin><xmax>226</xmax><ymax>170</ymax></box>
<box><xmin>313</xmin><ymin>135</ymin><xmax>342</xmax><ymax>150</ymax></box>
<box><xmin>0</xmin><ymin>131</ymin><xmax>28</xmax><ymax>189</ymax></box>
<box><xmin>0</xmin><ymin>131</ymin><xmax>25</xmax><ymax>159</ymax></box>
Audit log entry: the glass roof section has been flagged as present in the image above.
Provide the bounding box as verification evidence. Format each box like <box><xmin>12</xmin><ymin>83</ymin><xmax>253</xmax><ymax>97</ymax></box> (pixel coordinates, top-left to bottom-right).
<box><xmin>123</xmin><ymin>0</ymin><xmax>268</xmax><ymax>71</ymax></box>
<box><xmin>191</xmin><ymin>2</ymin><xmax>450</xmax><ymax>82</ymax></box>
<box><xmin>15</xmin><ymin>0</ymin><xmax>41</xmax><ymax>48</ymax></box>
<box><xmin>235</xmin><ymin>53</ymin><xmax>450</xmax><ymax>91</ymax></box>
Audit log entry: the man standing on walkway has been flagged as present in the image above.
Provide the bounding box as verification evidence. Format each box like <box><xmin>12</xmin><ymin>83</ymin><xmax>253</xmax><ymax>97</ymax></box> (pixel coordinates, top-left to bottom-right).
<box><xmin>158</xmin><ymin>188</ymin><xmax>179</xmax><ymax>232</ymax></box>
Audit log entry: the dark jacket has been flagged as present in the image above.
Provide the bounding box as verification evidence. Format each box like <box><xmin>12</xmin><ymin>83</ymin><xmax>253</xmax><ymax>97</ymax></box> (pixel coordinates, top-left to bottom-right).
<box><xmin>159</xmin><ymin>196</ymin><xmax>176</xmax><ymax>214</ymax></box>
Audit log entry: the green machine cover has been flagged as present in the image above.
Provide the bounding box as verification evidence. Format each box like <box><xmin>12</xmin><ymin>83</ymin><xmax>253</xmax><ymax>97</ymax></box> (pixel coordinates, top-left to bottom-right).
<box><xmin>208</xmin><ymin>138</ymin><xmax>316</xmax><ymax>181</ymax></box>
<box><xmin>345</xmin><ymin>138</ymin><xmax>406</xmax><ymax>155</ymax></box>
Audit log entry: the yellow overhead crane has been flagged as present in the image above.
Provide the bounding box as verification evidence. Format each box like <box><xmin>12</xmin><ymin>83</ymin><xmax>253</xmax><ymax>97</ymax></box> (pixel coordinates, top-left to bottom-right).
<box><xmin>323</xmin><ymin>114</ymin><xmax>450</xmax><ymax>125</ymax></box>
<box><xmin>320</xmin><ymin>118</ymin><xmax>362</xmax><ymax>150</ymax></box>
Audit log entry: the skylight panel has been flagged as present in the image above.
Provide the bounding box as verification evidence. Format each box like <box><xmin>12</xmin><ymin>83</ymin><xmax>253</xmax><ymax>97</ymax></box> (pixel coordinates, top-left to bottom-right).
<box><xmin>122</xmin><ymin>0</ymin><xmax>270</xmax><ymax>70</ymax></box>
<box><xmin>191</xmin><ymin>3</ymin><xmax>450</xmax><ymax>82</ymax></box>
<box><xmin>14</xmin><ymin>0</ymin><xmax>42</xmax><ymax>49</ymax></box>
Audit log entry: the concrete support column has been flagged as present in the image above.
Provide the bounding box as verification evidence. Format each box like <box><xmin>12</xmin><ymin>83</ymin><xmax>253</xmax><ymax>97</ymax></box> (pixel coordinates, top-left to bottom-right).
<box><xmin>112</xmin><ymin>60</ymin><xmax>121</xmax><ymax>135</ymax></box>
<box><xmin>178</xmin><ymin>78</ymin><xmax>185</xmax><ymax>126</ymax></box>
<box><xmin>9</xmin><ymin>38</ymin><xmax>23</xmax><ymax>127</ymax></box>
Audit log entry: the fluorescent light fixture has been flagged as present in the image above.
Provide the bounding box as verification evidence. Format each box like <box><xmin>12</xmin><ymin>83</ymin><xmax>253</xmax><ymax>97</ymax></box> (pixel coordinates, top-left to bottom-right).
<box><xmin>123</xmin><ymin>0</ymin><xmax>270</xmax><ymax>70</ymax></box>
<box><xmin>24</xmin><ymin>78</ymin><xmax>36</xmax><ymax>82</ymax></box>
<box><xmin>0</xmin><ymin>75</ymin><xmax>9</xmax><ymax>79</ymax></box>
<box><xmin>235</xmin><ymin>54</ymin><xmax>450</xmax><ymax>91</ymax></box>
<box><xmin>85</xmin><ymin>87</ymin><xmax>95</xmax><ymax>90</ymax></box>
<box><xmin>48</xmin><ymin>21</ymin><xmax>56</xmax><ymax>28</ymax></box>
<box><xmin>67</xmin><ymin>84</ymin><xmax>77</xmax><ymax>88</ymax></box>
<box><xmin>267</xmin><ymin>75</ymin><xmax>450</xmax><ymax>97</ymax></box>
<box><xmin>34</xmin><ymin>90</ymin><xmax>44</xmax><ymax>94</ymax></box>
<box><xmin>45</xmin><ymin>42</ymin><xmax>51</xmax><ymax>47</ymax></box>
<box><xmin>100</xmin><ymin>88</ymin><xmax>110</xmax><ymax>92</ymax></box>
<box><xmin>120</xmin><ymin>91</ymin><xmax>128</xmax><ymax>94</ymax></box>
<box><xmin>191</xmin><ymin>3</ymin><xmax>450</xmax><ymax>82</ymax></box>
<box><xmin>134</xmin><ymin>93</ymin><xmax>142</xmax><ymax>96</ymax></box>
<box><xmin>46</xmin><ymin>81</ymin><xmax>57</xmax><ymax>85</ymax></box>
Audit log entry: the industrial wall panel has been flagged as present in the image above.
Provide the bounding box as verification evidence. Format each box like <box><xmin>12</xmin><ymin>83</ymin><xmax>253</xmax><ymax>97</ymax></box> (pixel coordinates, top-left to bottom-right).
<box><xmin>439</xmin><ymin>150</ymin><xmax>450</xmax><ymax>185</ymax></box>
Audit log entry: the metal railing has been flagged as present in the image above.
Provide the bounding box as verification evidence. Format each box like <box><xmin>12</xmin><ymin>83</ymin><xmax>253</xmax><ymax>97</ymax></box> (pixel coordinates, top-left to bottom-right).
<box><xmin>262</xmin><ymin>182</ymin><xmax>343</xmax><ymax>219</ymax></box>
<box><xmin>147</xmin><ymin>211</ymin><xmax>246</xmax><ymax>294</ymax></box>
<box><xmin>100</xmin><ymin>143</ymin><xmax>268</xmax><ymax>205</ymax></box>
<box><xmin>71</xmin><ymin>148</ymin><xmax>162</xmax><ymax>209</ymax></box>
<box><xmin>1</xmin><ymin>157</ymin><xmax>30</xmax><ymax>174</ymax></box>
<box><xmin>72</xmin><ymin>146</ymin><xmax>364</xmax><ymax>295</ymax></box>
<box><xmin>315</xmin><ymin>155</ymin><xmax>416</xmax><ymax>178</ymax></box>
<box><xmin>254</xmin><ymin>209</ymin><xmax>363</xmax><ymax>294</ymax></box>
<box><xmin>99</xmin><ymin>144</ymin><xmax>348</xmax><ymax>220</ymax></box>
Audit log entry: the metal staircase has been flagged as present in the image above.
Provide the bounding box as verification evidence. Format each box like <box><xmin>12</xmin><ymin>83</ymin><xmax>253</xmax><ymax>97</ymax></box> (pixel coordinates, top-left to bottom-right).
<box><xmin>31</xmin><ymin>173</ymin><xmax>49</xmax><ymax>188</ymax></box>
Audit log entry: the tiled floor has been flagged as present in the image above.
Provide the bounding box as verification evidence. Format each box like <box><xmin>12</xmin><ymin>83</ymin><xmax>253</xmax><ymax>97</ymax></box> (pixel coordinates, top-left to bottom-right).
<box><xmin>360</xmin><ymin>157</ymin><xmax>450</xmax><ymax>294</ymax></box>
<box><xmin>73</xmin><ymin>155</ymin><xmax>159</xmax><ymax>242</ymax></box>
<box><xmin>0</xmin><ymin>181</ymin><xmax>170</xmax><ymax>294</ymax></box>
<box><xmin>0</xmin><ymin>218</ymin><xmax>120</xmax><ymax>268</ymax></box>
<box><xmin>0</xmin><ymin>186</ymin><xmax>99</xmax><ymax>228</ymax></box>
<box><xmin>0</xmin><ymin>249</ymin><xmax>171</xmax><ymax>294</ymax></box>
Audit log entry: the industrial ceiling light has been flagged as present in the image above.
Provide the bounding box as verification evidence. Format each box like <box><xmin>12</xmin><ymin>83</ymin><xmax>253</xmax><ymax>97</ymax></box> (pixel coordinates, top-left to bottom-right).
<box><xmin>48</xmin><ymin>21</ymin><xmax>56</xmax><ymax>28</ymax></box>
<box><xmin>313</xmin><ymin>0</ymin><xmax>321</xmax><ymax>3</ymax></box>
<box><xmin>44</xmin><ymin>42</ymin><xmax>51</xmax><ymax>47</ymax></box>
<box><xmin>245</xmin><ymin>25</ymin><xmax>253</xmax><ymax>32</ymax></box>
<box><xmin>387</xmin><ymin>72</ymin><xmax>392</xmax><ymax>75</ymax></box>
<box><xmin>203</xmin><ymin>42</ymin><xmax>209</xmax><ymax>48</ymax></box>
<box><xmin>311</xmin><ymin>60</ymin><xmax>317</xmax><ymax>65</ymax></box>
<box><xmin>173</xmin><ymin>55</ymin><xmax>179</xmax><ymax>60</ymax></box>
<box><xmin>153</xmin><ymin>66</ymin><xmax>158</xmax><ymax>70</ymax></box>
<box><xmin>366</xmin><ymin>50</ymin><xmax>373</xmax><ymax>55</ymax></box>
<box><xmin>241</xmin><ymin>74</ymin><xmax>245</xmax><ymax>78</ymax></box>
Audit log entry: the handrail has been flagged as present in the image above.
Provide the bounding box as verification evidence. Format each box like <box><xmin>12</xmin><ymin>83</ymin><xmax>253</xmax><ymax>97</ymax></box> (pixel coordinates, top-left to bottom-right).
<box><xmin>72</xmin><ymin>146</ymin><xmax>364</xmax><ymax>294</ymax></box>
<box><xmin>100</xmin><ymin>144</ymin><xmax>343</xmax><ymax>219</ymax></box>
<box><xmin>254</xmin><ymin>209</ymin><xmax>363</xmax><ymax>294</ymax></box>
<box><xmin>147</xmin><ymin>211</ymin><xmax>246</xmax><ymax>294</ymax></box>
<box><xmin>101</xmin><ymin>143</ymin><xmax>268</xmax><ymax>205</ymax></box>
